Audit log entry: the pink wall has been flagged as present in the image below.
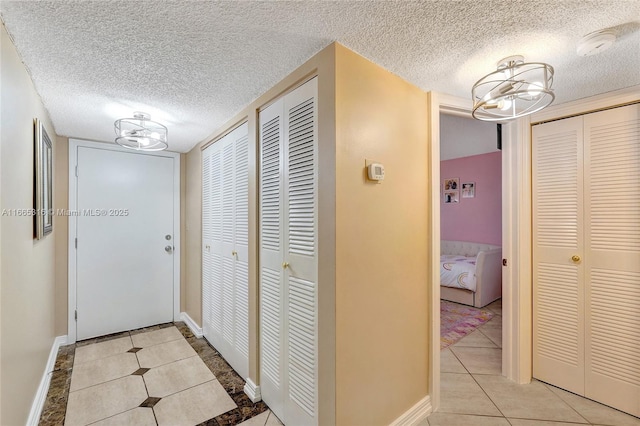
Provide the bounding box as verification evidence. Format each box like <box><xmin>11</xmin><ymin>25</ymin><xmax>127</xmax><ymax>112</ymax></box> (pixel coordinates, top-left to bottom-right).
<box><xmin>441</xmin><ymin>151</ymin><xmax>502</xmax><ymax>246</ymax></box>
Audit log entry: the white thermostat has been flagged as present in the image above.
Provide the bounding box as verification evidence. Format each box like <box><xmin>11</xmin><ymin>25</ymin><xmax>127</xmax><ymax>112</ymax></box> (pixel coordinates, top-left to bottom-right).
<box><xmin>367</xmin><ymin>162</ymin><xmax>385</xmax><ymax>181</ymax></box>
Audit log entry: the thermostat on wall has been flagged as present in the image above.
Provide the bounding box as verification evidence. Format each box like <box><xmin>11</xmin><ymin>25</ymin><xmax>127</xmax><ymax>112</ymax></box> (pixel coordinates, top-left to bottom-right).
<box><xmin>367</xmin><ymin>162</ymin><xmax>385</xmax><ymax>182</ymax></box>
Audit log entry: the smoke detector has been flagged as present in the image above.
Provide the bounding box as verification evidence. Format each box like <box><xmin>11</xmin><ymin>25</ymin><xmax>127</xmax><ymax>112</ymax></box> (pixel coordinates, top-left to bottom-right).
<box><xmin>577</xmin><ymin>30</ymin><xmax>616</xmax><ymax>57</ymax></box>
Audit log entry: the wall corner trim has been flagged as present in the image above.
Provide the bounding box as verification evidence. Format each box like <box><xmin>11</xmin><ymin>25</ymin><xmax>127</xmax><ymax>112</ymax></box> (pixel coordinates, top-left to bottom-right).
<box><xmin>179</xmin><ymin>312</ymin><xmax>204</xmax><ymax>338</ymax></box>
<box><xmin>243</xmin><ymin>378</ymin><xmax>262</xmax><ymax>403</ymax></box>
<box><xmin>27</xmin><ymin>335</ymin><xmax>68</xmax><ymax>426</ymax></box>
<box><xmin>389</xmin><ymin>395</ymin><xmax>432</xmax><ymax>426</ymax></box>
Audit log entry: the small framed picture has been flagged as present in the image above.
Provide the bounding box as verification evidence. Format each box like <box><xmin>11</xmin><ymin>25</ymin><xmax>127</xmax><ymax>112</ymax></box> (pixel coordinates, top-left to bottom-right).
<box><xmin>443</xmin><ymin>191</ymin><xmax>459</xmax><ymax>204</ymax></box>
<box><xmin>462</xmin><ymin>182</ymin><xmax>476</xmax><ymax>198</ymax></box>
<box><xmin>443</xmin><ymin>178</ymin><xmax>459</xmax><ymax>191</ymax></box>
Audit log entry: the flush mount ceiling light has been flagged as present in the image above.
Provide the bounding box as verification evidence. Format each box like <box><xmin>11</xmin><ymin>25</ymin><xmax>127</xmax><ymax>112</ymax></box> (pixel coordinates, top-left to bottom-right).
<box><xmin>472</xmin><ymin>55</ymin><xmax>555</xmax><ymax>121</ymax></box>
<box><xmin>114</xmin><ymin>111</ymin><xmax>168</xmax><ymax>151</ymax></box>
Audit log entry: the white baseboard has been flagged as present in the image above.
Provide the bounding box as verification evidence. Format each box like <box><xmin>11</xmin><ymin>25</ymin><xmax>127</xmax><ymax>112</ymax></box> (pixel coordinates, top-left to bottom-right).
<box><xmin>27</xmin><ymin>335</ymin><xmax>68</xmax><ymax>426</ymax></box>
<box><xmin>389</xmin><ymin>395</ymin><xmax>432</xmax><ymax>426</ymax></box>
<box><xmin>244</xmin><ymin>377</ymin><xmax>262</xmax><ymax>403</ymax></box>
<box><xmin>179</xmin><ymin>312</ymin><xmax>203</xmax><ymax>338</ymax></box>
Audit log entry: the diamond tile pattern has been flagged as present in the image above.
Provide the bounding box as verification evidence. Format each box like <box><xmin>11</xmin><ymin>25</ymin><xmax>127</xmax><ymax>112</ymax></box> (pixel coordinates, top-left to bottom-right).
<box><xmin>41</xmin><ymin>323</ymin><xmax>268</xmax><ymax>426</ymax></box>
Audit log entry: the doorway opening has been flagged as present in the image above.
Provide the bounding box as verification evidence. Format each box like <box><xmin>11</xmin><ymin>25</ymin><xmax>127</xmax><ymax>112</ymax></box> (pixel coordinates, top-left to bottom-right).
<box><xmin>438</xmin><ymin>112</ymin><xmax>504</xmax><ymax>400</ymax></box>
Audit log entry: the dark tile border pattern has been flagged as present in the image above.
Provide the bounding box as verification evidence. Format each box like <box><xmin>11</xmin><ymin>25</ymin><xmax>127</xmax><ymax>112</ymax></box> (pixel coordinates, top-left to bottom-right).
<box><xmin>38</xmin><ymin>322</ymin><xmax>268</xmax><ymax>426</ymax></box>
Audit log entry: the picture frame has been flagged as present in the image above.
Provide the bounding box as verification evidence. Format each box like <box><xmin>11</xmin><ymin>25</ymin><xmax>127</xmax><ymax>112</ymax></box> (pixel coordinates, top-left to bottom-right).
<box><xmin>443</xmin><ymin>177</ymin><xmax>459</xmax><ymax>191</ymax></box>
<box><xmin>443</xmin><ymin>191</ymin><xmax>459</xmax><ymax>204</ymax></box>
<box><xmin>462</xmin><ymin>182</ymin><xmax>476</xmax><ymax>198</ymax></box>
<box><xmin>34</xmin><ymin>118</ymin><xmax>53</xmax><ymax>239</ymax></box>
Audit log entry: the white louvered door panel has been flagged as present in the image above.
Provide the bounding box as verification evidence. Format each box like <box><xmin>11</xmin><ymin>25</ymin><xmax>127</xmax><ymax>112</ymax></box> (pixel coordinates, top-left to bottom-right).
<box><xmin>202</xmin><ymin>145</ymin><xmax>214</xmax><ymax>341</ymax></box>
<box><xmin>283</xmin><ymin>78</ymin><xmax>318</xmax><ymax>426</ymax></box>
<box><xmin>259</xmin><ymin>97</ymin><xmax>286</xmax><ymax>420</ymax></box>
<box><xmin>584</xmin><ymin>104</ymin><xmax>640</xmax><ymax>417</ymax></box>
<box><xmin>533</xmin><ymin>116</ymin><xmax>586</xmax><ymax>395</ymax></box>
<box><xmin>234</xmin><ymin>128</ymin><xmax>250</xmax><ymax>363</ymax></box>
<box><xmin>221</xmin><ymin>140</ymin><xmax>235</xmax><ymax>346</ymax></box>
<box><xmin>202</xmin><ymin>123</ymin><xmax>249</xmax><ymax>381</ymax></box>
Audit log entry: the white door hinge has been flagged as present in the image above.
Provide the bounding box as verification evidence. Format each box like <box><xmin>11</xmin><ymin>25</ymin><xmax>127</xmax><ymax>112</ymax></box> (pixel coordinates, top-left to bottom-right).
<box><xmin>75</xmin><ymin>310</ymin><xmax>78</xmax><ymax>321</ymax></box>
<box><xmin>75</xmin><ymin>165</ymin><xmax>78</xmax><ymax>177</ymax></box>
<box><xmin>75</xmin><ymin>238</ymin><xmax>78</xmax><ymax>249</ymax></box>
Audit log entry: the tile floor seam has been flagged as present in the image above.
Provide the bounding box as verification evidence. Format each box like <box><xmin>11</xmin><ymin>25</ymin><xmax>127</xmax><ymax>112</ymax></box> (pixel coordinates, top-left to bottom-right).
<box><xmin>535</xmin><ymin>380</ymin><xmax>594</xmax><ymax>425</ymax></box>
<box><xmin>506</xmin><ymin>416</ymin><xmax>595</xmax><ymax>424</ymax></box>
<box><xmin>148</xmin><ymin>377</ymin><xmax>219</xmax><ymax>401</ymax></box>
<box><xmin>68</xmin><ymin>370</ymin><xmax>145</xmax><ymax>395</ymax></box>
<box><xmin>132</xmin><ymin>336</ymin><xmax>183</xmax><ymax>349</ymax></box>
<box><xmin>468</xmin><ymin>365</ymin><xmax>509</xmax><ymax>420</ymax></box>
<box><xmin>448</xmin><ymin>346</ymin><xmax>473</xmax><ymax>376</ymax></box>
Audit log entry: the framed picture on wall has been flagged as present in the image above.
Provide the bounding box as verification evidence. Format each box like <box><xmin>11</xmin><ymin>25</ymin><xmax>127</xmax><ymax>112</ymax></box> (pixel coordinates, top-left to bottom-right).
<box><xmin>443</xmin><ymin>191</ymin><xmax>459</xmax><ymax>204</ymax></box>
<box><xmin>34</xmin><ymin>118</ymin><xmax>53</xmax><ymax>239</ymax></box>
<box><xmin>443</xmin><ymin>177</ymin><xmax>459</xmax><ymax>191</ymax></box>
<box><xmin>462</xmin><ymin>182</ymin><xmax>476</xmax><ymax>198</ymax></box>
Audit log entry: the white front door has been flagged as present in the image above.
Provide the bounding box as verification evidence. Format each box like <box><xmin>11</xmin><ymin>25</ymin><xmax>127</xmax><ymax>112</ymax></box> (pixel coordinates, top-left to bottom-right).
<box><xmin>74</xmin><ymin>145</ymin><xmax>176</xmax><ymax>340</ymax></box>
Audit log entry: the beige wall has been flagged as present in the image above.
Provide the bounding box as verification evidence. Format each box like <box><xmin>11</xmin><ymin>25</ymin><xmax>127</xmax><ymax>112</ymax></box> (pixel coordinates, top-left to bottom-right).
<box><xmin>1</xmin><ymin>24</ymin><xmax>58</xmax><ymax>425</ymax></box>
<box><xmin>334</xmin><ymin>44</ymin><xmax>430</xmax><ymax>425</ymax></box>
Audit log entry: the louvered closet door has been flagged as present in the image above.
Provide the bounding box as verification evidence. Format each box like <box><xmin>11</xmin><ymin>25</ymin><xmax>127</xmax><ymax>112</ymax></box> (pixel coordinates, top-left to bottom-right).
<box><xmin>533</xmin><ymin>116</ymin><xmax>585</xmax><ymax>395</ymax></box>
<box><xmin>583</xmin><ymin>104</ymin><xmax>640</xmax><ymax>417</ymax></box>
<box><xmin>259</xmin><ymin>77</ymin><xmax>318</xmax><ymax>426</ymax></box>
<box><xmin>282</xmin><ymin>77</ymin><xmax>318</xmax><ymax>426</ymax></box>
<box><xmin>202</xmin><ymin>123</ymin><xmax>249</xmax><ymax>380</ymax></box>
<box><xmin>202</xmin><ymin>144</ymin><xmax>214</xmax><ymax>343</ymax></box>
<box><xmin>259</xmin><ymin>97</ymin><xmax>286</xmax><ymax>419</ymax></box>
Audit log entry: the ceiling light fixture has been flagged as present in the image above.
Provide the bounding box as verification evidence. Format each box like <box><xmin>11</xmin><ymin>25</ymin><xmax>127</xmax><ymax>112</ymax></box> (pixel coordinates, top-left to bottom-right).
<box><xmin>472</xmin><ymin>55</ymin><xmax>555</xmax><ymax>121</ymax></box>
<box><xmin>114</xmin><ymin>111</ymin><xmax>168</xmax><ymax>151</ymax></box>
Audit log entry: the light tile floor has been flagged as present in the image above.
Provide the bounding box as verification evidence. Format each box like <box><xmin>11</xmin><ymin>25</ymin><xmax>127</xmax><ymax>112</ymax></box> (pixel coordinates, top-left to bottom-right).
<box><xmin>40</xmin><ymin>322</ymin><xmax>283</xmax><ymax>426</ymax></box>
<box><xmin>427</xmin><ymin>299</ymin><xmax>640</xmax><ymax>426</ymax></box>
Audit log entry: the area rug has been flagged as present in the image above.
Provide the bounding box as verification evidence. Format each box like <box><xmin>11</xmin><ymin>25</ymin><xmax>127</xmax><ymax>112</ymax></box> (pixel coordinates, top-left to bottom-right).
<box><xmin>441</xmin><ymin>300</ymin><xmax>494</xmax><ymax>349</ymax></box>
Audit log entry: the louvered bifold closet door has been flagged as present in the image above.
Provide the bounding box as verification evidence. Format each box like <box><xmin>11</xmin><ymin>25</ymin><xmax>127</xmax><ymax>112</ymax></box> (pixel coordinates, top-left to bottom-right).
<box><xmin>202</xmin><ymin>144</ymin><xmax>214</xmax><ymax>341</ymax></box>
<box><xmin>533</xmin><ymin>116</ymin><xmax>586</xmax><ymax>395</ymax></box>
<box><xmin>202</xmin><ymin>123</ymin><xmax>249</xmax><ymax>381</ymax></box>
<box><xmin>203</xmin><ymin>143</ymin><xmax>224</xmax><ymax>344</ymax></box>
<box><xmin>259</xmin><ymin>77</ymin><xmax>319</xmax><ymax>426</ymax></box>
<box><xmin>283</xmin><ymin>77</ymin><xmax>318</xmax><ymax>426</ymax></box>
<box><xmin>234</xmin><ymin>126</ymin><xmax>250</xmax><ymax>369</ymax></box>
<box><xmin>259</xmin><ymin>97</ymin><xmax>286</xmax><ymax>419</ymax></box>
<box><xmin>583</xmin><ymin>104</ymin><xmax>640</xmax><ymax>417</ymax></box>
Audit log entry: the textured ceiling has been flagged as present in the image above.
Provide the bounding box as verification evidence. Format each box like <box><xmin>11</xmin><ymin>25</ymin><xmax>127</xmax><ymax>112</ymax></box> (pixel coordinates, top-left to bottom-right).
<box><xmin>1</xmin><ymin>1</ymin><xmax>639</xmax><ymax>153</ymax></box>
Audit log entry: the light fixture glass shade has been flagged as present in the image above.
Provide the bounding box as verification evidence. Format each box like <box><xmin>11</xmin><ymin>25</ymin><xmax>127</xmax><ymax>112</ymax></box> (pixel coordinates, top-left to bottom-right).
<box><xmin>472</xmin><ymin>55</ymin><xmax>554</xmax><ymax>121</ymax></box>
<box><xmin>114</xmin><ymin>111</ymin><xmax>168</xmax><ymax>151</ymax></box>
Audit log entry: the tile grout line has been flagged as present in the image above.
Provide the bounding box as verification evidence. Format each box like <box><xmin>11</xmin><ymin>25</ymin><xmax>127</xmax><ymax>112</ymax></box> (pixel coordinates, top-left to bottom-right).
<box><xmin>135</xmin><ymin>343</ymin><xmax>160</xmax><ymax>426</ymax></box>
<box><xmin>449</xmin><ymin>321</ymin><xmax>509</xmax><ymax>422</ymax></box>
<box><xmin>538</xmin><ymin>381</ymin><xmax>593</xmax><ymax>425</ymax></box>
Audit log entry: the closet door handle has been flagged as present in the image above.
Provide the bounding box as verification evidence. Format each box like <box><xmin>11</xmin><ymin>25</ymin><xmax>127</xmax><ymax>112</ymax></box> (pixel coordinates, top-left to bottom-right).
<box><xmin>282</xmin><ymin>262</ymin><xmax>290</xmax><ymax>269</ymax></box>
<box><xmin>232</xmin><ymin>250</ymin><xmax>237</xmax><ymax>256</ymax></box>
<box><xmin>571</xmin><ymin>255</ymin><xmax>581</xmax><ymax>263</ymax></box>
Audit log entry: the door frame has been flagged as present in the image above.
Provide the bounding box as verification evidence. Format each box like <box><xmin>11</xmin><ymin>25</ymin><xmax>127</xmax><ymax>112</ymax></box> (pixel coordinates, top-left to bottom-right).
<box><xmin>428</xmin><ymin>92</ymin><xmax>525</xmax><ymax>412</ymax></box>
<box><xmin>67</xmin><ymin>138</ymin><xmax>181</xmax><ymax>344</ymax></box>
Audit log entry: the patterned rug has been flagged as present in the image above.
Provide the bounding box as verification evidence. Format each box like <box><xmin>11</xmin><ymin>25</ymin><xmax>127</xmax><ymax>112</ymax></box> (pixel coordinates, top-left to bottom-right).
<box><xmin>441</xmin><ymin>300</ymin><xmax>494</xmax><ymax>349</ymax></box>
